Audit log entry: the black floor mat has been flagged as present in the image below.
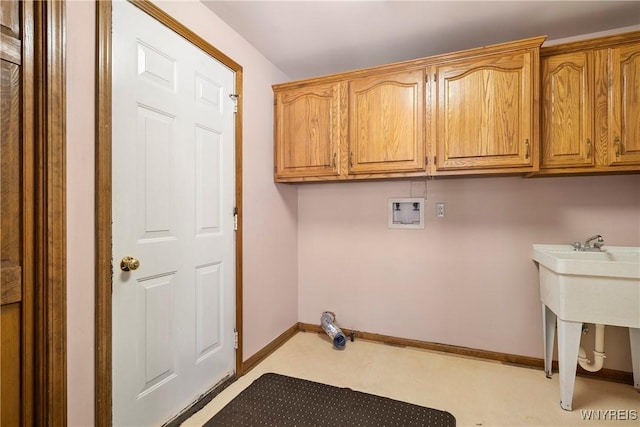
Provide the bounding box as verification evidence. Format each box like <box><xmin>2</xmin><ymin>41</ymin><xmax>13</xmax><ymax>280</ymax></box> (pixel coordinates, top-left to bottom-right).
<box><xmin>204</xmin><ymin>372</ymin><xmax>456</xmax><ymax>427</ymax></box>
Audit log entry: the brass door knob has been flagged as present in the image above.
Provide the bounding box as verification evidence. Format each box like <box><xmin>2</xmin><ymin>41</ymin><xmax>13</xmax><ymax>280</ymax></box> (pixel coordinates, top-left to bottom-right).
<box><xmin>120</xmin><ymin>256</ymin><xmax>140</xmax><ymax>271</ymax></box>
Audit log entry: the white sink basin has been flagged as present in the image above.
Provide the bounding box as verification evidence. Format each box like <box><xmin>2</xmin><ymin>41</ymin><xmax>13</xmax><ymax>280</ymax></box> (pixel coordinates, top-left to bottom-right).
<box><xmin>532</xmin><ymin>244</ymin><xmax>640</xmax><ymax>328</ymax></box>
<box><xmin>533</xmin><ymin>244</ymin><xmax>640</xmax><ymax>278</ymax></box>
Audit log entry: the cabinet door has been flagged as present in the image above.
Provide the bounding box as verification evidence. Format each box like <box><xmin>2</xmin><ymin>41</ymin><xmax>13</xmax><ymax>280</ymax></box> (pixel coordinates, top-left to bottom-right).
<box><xmin>274</xmin><ymin>82</ymin><xmax>342</xmax><ymax>180</ymax></box>
<box><xmin>348</xmin><ymin>69</ymin><xmax>425</xmax><ymax>174</ymax></box>
<box><xmin>608</xmin><ymin>42</ymin><xmax>640</xmax><ymax>165</ymax></box>
<box><xmin>541</xmin><ymin>51</ymin><xmax>594</xmax><ymax>168</ymax></box>
<box><xmin>433</xmin><ymin>51</ymin><xmax>535</xmax><ymax>171</ymax></box>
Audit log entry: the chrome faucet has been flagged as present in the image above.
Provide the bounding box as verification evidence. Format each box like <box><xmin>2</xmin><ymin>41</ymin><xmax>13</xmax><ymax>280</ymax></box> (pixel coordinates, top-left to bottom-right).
<box><xmin>573</xmin><ymin>235</ymin><xmax>605</xmax><ymax>251</ymax></box>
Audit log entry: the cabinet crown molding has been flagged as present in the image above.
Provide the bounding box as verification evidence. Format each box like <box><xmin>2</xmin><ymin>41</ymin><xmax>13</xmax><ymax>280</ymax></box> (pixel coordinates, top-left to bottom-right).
<box><xmin>541</xmin><ymin>30</ymin><xmax>640</xmax><ymax>56</ymax></box>
<box><xmin>273</xmin><ymin>36</ymin><xmax>546</xmax><ymax>90</ymax></box>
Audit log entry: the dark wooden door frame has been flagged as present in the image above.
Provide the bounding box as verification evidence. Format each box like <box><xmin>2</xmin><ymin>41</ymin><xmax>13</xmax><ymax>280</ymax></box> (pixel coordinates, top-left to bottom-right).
<box><xmin>29</xmin><ymin>0</ymin><xmax>67</xmax><ymax>424</ymax></box>
<box><xmin>95</xmin><ymin>1</ymin><xmax>244</xmax><ymax>425</ymax></box>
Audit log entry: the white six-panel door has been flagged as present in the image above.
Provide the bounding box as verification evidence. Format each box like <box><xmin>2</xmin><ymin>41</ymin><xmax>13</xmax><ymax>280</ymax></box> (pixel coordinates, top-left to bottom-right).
<box><xmin>112</xmin><ymin>2</ymin><xmax>236</xmax><ymax>425</ymax></box>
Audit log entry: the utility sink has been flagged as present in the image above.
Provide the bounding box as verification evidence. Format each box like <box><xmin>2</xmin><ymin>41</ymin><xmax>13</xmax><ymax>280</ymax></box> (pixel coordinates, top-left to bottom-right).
<box><xmin>532</xmin><ymin>244</ymin><xmax>640</xmax><ymax>411</ymax></box>
<box><xmin>532</xmin><ymin>244</ymin><xmax>640</xmax><ymax>328</ymax></box>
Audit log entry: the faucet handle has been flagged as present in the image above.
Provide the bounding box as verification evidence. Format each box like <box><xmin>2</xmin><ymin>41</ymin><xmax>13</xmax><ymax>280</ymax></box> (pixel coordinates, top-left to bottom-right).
<box><xmin>573</xmin><ymin>242</ymin><xmax>582</xmax><ymax>251</ymax></box>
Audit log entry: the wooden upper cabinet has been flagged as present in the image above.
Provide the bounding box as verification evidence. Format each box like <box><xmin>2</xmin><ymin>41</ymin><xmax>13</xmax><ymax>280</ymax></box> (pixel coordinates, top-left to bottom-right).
<box><xmin>274</xmin><ymin>81</ymin><xmax>343</xmax><ymax>181</ymax></box>
<box><xmin>272</xmin><ymin>33</ymin><xmax>640</xmax><ymax>182</ymax></box>
<box><xmin>431</xmin><ymin>45</ymin><xmax>540</xmax><ymax>173</ymax></box>
<box><xmin>538</xmin><ymin>33</ymin><xmax>640</xmax><ymax>174</ymax></box>
<box><xmin>541</xmin><ymin>51</ymin><xmax>594</xmax><ymax>168</ymax></box>
<box><xmin>347</xmin><ymin>69</ymin><xmax>425</xmax><ymax>174</ymax></box>
<box><xmin>607</xmin><ymin>42</ymin><xmax>640</xmax><ymax>166</ymax></box>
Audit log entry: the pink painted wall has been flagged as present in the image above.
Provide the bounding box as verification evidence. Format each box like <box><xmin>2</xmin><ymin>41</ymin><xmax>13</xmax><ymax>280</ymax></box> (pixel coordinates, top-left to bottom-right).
<box><xmin>66</xmin><ymin>1</ymin><xmax>96</xmax><ymax>425</ymax></box>
<box><xmin>66</xmin><ymin>1</ymin><xmax>298</xmax><ymax>424</ymax></box>
<box><xmin>298</xmin><ymin>175</ymin><xmax>640</xmax><ymax>371</ymax></box>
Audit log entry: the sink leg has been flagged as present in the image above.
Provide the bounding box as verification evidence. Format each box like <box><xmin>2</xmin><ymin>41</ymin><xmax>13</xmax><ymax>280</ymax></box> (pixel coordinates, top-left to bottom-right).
<box><xmin>630</xmin><ymin>328</ymin><xmax>640</xmax><ymax>391</ymax></box>
<box><xmin>557</xmin><ymin>319</ymin><xmax>582</xmax><ymax>411</ymax></box>
<box><xmin>542</xmin><ymin>304</ymin><xmax>556</xmax><ymax>378</ymax></box>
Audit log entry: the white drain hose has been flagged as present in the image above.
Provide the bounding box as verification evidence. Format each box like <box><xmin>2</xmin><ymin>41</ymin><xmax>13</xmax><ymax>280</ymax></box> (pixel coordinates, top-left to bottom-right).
<box><xmin>578</xmin><ymin>324</ymin><xmax>606</xmax><ymax>372</ymax></box>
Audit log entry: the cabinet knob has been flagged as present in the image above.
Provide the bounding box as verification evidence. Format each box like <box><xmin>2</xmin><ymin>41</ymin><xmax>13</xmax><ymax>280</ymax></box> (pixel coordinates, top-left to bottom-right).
<box><xmin>524</xmin><ymin>139</ymin><xmax>530</xmax><ymax>160</ymax></box>
<box><xmin>614</xmin><ymin>136</ymin><xmax>621</xmax><ymax>157</ymax></box>
<box><xmin>586</xmin><ymin>139</ymin><xmax>592</xmax><ymax>158</ymax></box>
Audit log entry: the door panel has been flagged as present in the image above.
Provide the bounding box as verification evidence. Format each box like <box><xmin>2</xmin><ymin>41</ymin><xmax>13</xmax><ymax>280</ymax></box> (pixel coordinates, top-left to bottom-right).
<box><xmin>434</xmin><ymin>51</ymin><xmax>534</xmax><ymax>170</ymax></box>
<box><xmin>136</xmin><ymin>273</ymin><xmax>176</xmax><ymax>396</ymax></box>
<box><xmin>541</xmin><ymin>51</ymin><xmax>594</xmax><ymax>168</ymax></box>
<box><xmin>136</xmin><ymin>105</ymin><xmax>175</xmax><ymax>239</ymax></box>
<box><xmin>0</xmin><ymin>304</ymin><xmax>20</xmax><ymax>427</ymax></box>
<box><xmin>195</xmin><ymin>263</ymin><xmax>222</xmax><ymax>360</ymax></box>
<box><xmin>1</xmin><ymin>0</ymin><xmax>25</xmax><ymax>424</ymax></box>
<box><xmin>274</xmin><ymin>82</ymin><xmax>343</xmax><ymax>179</ymax></box>
<box><xmin>348</xmin><ymin>70</ymin><xmax>425</xmax><ymax>174</ymax></box>
<box><xmin>195</xmin><ymin>127</ymin><xmax>222</xmax><ymax>235</ymax></box>
<box><xmin>609</xmin><ymin>43</ymin><xmax>640</xmax><ymax>165</ymax></box>
<box><xmin>112</xmin><ymin>2</ymin><xmax>236</xmax><ymax>425</ymax></box>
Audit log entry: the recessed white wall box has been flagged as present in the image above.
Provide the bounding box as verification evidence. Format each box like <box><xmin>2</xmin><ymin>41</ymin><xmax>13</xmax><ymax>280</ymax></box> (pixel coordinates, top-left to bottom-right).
<box><xmin>388</xmin><ymin>198</ymin><xmax>425</xmax><ymax>229</ymax></box>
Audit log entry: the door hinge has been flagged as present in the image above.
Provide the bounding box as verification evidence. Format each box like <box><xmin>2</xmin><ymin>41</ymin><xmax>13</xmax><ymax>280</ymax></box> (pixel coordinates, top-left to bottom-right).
<box><xmin>228</xmin><ymin>93</ymin><xmax>239</xmax><ymax>113</ymax></box>
<box><xmin>233</xmin><ymin>207</ymin><xmax>238</xmax><ymax>231</ymax></box>
<box><xmin>234</xmin><ymin>330</ymin><xmax>239</xmax><ymax>350</ymax></box>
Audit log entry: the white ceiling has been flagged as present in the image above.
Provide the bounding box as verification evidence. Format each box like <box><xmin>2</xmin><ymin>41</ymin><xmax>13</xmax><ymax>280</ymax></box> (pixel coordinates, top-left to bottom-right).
<box><xmin>202</xmin><ymin>1</ymin><xmax>640</xmax><ymax>80</ymax></box>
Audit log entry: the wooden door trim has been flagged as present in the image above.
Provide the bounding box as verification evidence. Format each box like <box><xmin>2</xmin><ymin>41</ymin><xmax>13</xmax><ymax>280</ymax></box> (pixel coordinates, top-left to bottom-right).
<box><xmin>95</xmin><ymin>1</ymin><xmax>112</xmax><ymax>424</ymax></box>
<box><xmin>32</xmin><ymin>0</ymin><xmax>67</xmax><ymax>424</ymax></box>
<box><xmin>95</xmin><ymin>1</ymin><xmax>244</xmax><ymax>425</ymax></box>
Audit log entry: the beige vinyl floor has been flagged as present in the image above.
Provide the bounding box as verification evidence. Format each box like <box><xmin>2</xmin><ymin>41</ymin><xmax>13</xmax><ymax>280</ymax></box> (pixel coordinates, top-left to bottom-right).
<box><xmin>181</xmin><ymin>331</ymin><xmax>640</xmax><ymax>427</ymax></box>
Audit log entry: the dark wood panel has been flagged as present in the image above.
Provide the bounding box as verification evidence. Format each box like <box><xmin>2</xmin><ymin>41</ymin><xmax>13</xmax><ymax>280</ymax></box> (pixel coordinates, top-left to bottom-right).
<box><xmin>20</xmin><ymin>1</ymin><xmax>35</xmax><ymax>424</ymax></box>
<box><xmin>32</xmin><ymin>1</ymin><xmax>67</xmax><ymax>424</ymax></box>
<box><xmin>1</xmin><ymin>2</ymin><xmax>29</xmax><ymax>425</ymax></box>
<box><xmin>1</xmin><ymin>303</ymin><xmax>21</xmax><ymax>427</ymax></box>
<box><xmin>1</xmin><ymin>60</ymin><xmax>22</xmax><ymax>267</ymax></box>
<box><xmin>0</xmin><ymin>36</ymin><xmax>21</xmax><ymax>64</ymax></box>
<box><xmin>1</xmin><ymin>0</ymin><xmax>66</xmax><ymax>425</ymax></box>
<box><xmin>0</xmin><ymin>0</ymin><xmax>20</xmax><ymax>38</ymax></box>
<box><xmin>1</xmin><ymin>0</ymin><xmax>68</xmax><ymax>424</ymax></box>
<box><xmin>1</xmin><ymin>265</ymin><xmax>22</xmax><ymax>304</ymax></box>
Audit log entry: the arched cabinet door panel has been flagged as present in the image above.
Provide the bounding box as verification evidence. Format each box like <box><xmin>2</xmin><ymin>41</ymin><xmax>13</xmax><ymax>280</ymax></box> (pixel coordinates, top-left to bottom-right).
<box><xmin>274</xmin><ymin>82</ymin><xmax>344</xmax><ymax>180</ymax></box>
<box><xmin>347</xmin><ymin>69</ymin><xmax>425</xmax><ymax>175</ymax></box>
<box><xmin>608</xmin><ymin>42</ymin><xmax>640</xmax><ymax>166</ymax></box>
<box><xmin>430</xmin><ymin>42</ymin><xmax>541</xmax><ymax>174</ymax></box>
<box><xmin>541</xmin><ymin>51</ymin><xmax>594</xmax><ymax>168</ymax></box>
